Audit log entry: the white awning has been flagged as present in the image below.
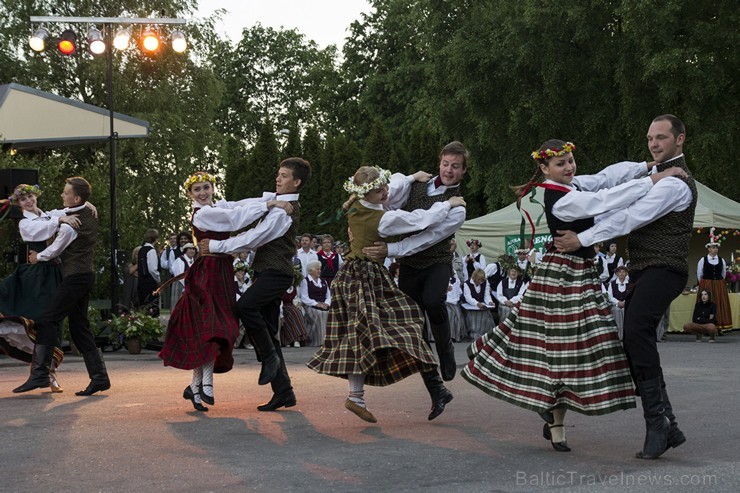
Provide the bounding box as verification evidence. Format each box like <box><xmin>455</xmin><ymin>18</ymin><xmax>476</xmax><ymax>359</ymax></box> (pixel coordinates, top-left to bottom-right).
<box><xmin>0</xmin><ymin>83</ymin><xmax>149</xmax><ymax>150</ymax></box>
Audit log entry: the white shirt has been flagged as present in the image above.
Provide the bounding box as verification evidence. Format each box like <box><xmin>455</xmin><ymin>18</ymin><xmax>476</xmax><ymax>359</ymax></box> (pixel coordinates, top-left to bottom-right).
<box><xmin>495</xmin><ymin>278</ymin><xmax>529</xmax><ymax>304</ymax></box>
<box><xmin>607</xmin><ymin>280</ymin><xmax>629</xmax><ymax>305</ymax></box>
<box><xmin>142</xmin><ymin>242</ymin><xmax>160</xmax><ymax>283</ymax></box>
<box><xmin>299</xmin><ymin>276</ymin><xmax>330</xmax><ymax>307</ymax></box>
<box><xmin>593</xmin><ymin>256</ymin><xmax>609</xmax><ymax>283</ymax></box>
<box><xmin>385</xmin><ymin>173</ymin><xmax>466</xmax><ymax>258</ymax></box>
<box><xmin>19</xmin><ymin>208</ymin><xmax>65</xmax><ymax>242</ymax></box>
<box><xmin>462</xmin><ymin>252</ymin><xmax>487</xmax><ymax>281</ymax></box>
<box><xmin>192</xmin><ymin>193</ymin><xmax>274</xmax><ymax>232</ymax></box>
<box><xmin>462</xmin><ymin>280</ymin><xmax>494</xmax><ymax>310</ymax></box>
<box><xmin>296</xmin><ymin>248</ymin><xmax>319</xmax><ymax>278</ymax></box>
<box><xmin>697</xmin><ymin>254</ymin><xmax>726</xmax><ymax>280</ymax></box>
<box><xmin>604</xmin><ymin>253</ymin><xmax>624</xmax><ymax>281</ymax></box>
<box><xmin>205</xmin><ymin>193</ymin><xmax>300</xmax><ymax>255</ymax></box>
<box><xmin>576</xmin><ymin>155</ymin><xmax>693</xmax><ymax>247</ymax></box>
<box><xmin>35</xmin><ymin>204</ymin><xmax>87</xmax><ymax>262</ymax></box>
<box><xmin>160</xmin><ymin>246</ymin><xmax>176</xmax><ymax>271</ymax></box>
<box><xmin>170</xmin><ymin>255</ymin><xmax>194</xmax><ymax>285</ymax></box>
<box><xmin>446</xmin><ymin>278</ymin><xmax>462</xmax><ymax>303</ymax></box>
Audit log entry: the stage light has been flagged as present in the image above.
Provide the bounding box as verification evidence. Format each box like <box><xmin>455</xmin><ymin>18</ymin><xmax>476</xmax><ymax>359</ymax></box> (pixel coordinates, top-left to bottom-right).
<box><xmin>87</xmin><ymin>27</ymin><xmax>106</xmax><ymax>55</ymax></box>
<box><xmin>113</xmin><ymin>27</ymin><xmax>131</xmax><ymax>50</ymax></box>
<box><xmin>57</xmin><ymin>29</ymin><xmax>77</xmax><ymax>55</ymax></box>
<box><xmin>141</xmin><ymin>28</ymin><xmax>160</xmax><ymax>53</ymax></box>
<box><xmin>29</xmin><ymin>26</ymin><xmax>50</xmax><ymax>52</ymax></box>
<box><xmin>170</xmin><ymin>30</ymin><xmax>187</xmax><ymax>53</ymax></box>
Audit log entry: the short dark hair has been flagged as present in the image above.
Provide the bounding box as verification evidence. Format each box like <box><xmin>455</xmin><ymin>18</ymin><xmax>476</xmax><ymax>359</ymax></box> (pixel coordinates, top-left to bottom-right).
<box><xmin>280</xmin><ymin>157</ymin><xmax>312</xmax><ymax>190</ymax></box>
<box><xmin>301</xmin><ymin>233</ymin><xmax>312</xmax><ymax>240</ymax></box>
<box><xmin>439</xmin><ymin>141</ymin><xmax>470</xmax><ymax>169</ymax></box>
<box><xmin>653</xmin><ymin>114</ymin><xmax>686</xmax><ymax>138</ymax></box>
<box><xmin>65</xmin><ymin>176</ymin><xmax>91</xmax><ymax>203</ymax></box>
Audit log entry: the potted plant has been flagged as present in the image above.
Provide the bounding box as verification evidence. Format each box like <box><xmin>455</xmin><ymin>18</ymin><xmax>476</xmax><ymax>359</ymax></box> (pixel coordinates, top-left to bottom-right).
<box><xmin>107</xmin><ymin>310</ymin><xmax>164</xmax><ymax>354</ymax></box>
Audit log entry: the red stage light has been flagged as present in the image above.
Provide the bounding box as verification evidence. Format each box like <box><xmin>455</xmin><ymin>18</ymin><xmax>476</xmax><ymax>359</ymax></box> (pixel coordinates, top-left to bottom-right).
<box><xmin>57</xmin><ymin>29</ymin><xmax>77</xmax><ymax>55</ymax></box>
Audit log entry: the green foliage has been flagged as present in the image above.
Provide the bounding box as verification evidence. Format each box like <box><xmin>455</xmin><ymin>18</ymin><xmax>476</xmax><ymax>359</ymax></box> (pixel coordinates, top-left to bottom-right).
<box><xmin>107</xmin><ymin>310</ymin><xmax>163</xmax><ymax>345</ymax></box>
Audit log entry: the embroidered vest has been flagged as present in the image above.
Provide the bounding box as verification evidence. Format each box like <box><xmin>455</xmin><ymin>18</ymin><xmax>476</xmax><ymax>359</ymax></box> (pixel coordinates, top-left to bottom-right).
<box><xmin>397</xmin><ymin>181</ymin><xmax>459</xmax><ymax>270</ymax></box>
<box><xmin>628</xmin><ymin>156</ymin><xmax>697</xmax><ymax>273</ymax></box>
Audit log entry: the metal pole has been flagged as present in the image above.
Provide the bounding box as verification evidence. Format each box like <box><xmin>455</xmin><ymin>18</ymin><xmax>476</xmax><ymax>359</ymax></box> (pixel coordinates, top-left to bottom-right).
<box><xmin>106</xmin><ymin>23</ymin><xmax>119</xmax><ymax>315</ymax></box>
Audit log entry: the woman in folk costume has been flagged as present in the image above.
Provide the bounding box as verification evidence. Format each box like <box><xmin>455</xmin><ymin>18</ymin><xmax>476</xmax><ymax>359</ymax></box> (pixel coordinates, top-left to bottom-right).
<box><xmin>317</xmin><ymin>234</ymin><xmax>342</xmax><ymax>286</ymax></box>
<box><xmin>307</xmin><ymin>166</ymin><xmax>465</xmax><ymax>423</ymax></box>
<box><xmin>604</xmin><ymin>240</ymin><xmax>625</xmax><ymax>283</ymax></box>
<box><xmin>607</xmin><ymin>265</ymin><xmax>630</xmax><ymax>340</ymax></box>
<box><xmin>460</xmin><ymin>268</ymin><xmax>496</xmax><ymax>341</ymax></box>
<box><xmin>0</xmin><ymin>185</ymin><xmax>94</xmax><ymax>392</ymax></box>
<box><xmin>463</xmin><ymin>238</ymin><xmax>486</xmax><ymax>281</ymax></box>
<box><xmin>299</xmin><ymin>260</ymin><xmax>331</xmax><ymax>346</ymax></box>
<box><xmin>462</xmin><ymin>140</ymin><xmax>686</xmax><ymax>451</ymax></box>
<box><xmin>159</xmin><ymin>171</ymin><xmax>293</xmax><ymax>411</ymax></box>
<box><xmin>696</xmin><ymin>230</ymin><xmax>732</xmax><ymax>332</ymax></box>
<box><xmin>279</xmin><ymin>263</ymin><xmax>309</xmax><ymax>348</ymax></box>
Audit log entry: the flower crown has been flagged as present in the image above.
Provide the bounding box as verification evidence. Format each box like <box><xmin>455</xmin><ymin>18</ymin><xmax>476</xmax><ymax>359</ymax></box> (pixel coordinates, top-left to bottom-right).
<box><xmin>466</xmin><ymin>238</ymin><xmax>482</xmax><ymax>248</ymax></box>
<box><xmin>531</xmin><ymin>142</ymin><xmax>576</xmax><ymax>161</ymax></box>
<box><xmin>343</xmin><ymin>167</ymin><xmax>392</xmax><ymax>198</ymax></box>
<box><xmin>234</xmin><ymin>261</ymin><xmax>248</xmax><ymax>272</ymax></box>
<box><xmin>8</xmin><ymin>184</ymin><xmax>42</xmax><ymax>205</ymax></box>
<box><xmin>183</xmin><ymin>172</ymin><xmax>216</xmax><ymax>193</ymax></box>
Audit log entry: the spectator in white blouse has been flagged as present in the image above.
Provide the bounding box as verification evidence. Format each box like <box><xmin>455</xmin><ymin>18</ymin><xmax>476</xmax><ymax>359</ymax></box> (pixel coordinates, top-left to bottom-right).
<box><xmin>463</xmin><ymin>239</ymin><xmax>486</xmax><ymax>281</ymax></box>
<box><xmin>604</xmin><ymin>240</ymin><xmax>625</xmax><ymax>283</ymax></box>
<box><xmin>607</xmin><ymin>265</ymin><xmax>630</xmax><ymax>339</ymax></box>
<box><xmin>299</xmin><ymin>260</ymin><xmax>330</xmax><ymax>346</ymax></box>
<box><xmin>461</xmin><ymin>268</ymin><xmax>495</xmax><ymax>340</ymax></box>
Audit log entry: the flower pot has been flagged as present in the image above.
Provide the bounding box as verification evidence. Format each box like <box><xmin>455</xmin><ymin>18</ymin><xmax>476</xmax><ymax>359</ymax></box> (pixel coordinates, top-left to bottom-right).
<box><xmin>125</xmin><ymin>337</ymin><xmax>142</xmax><ymax>355</ymax></box>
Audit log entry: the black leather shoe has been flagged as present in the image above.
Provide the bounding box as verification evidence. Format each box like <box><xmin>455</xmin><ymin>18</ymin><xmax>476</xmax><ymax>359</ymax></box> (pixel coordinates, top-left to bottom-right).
<box><xmin>200</xmin><ymin>383</ymin><xmax>215</xmax><ymax>405</ymax></box>
<box><xmin>543</xmin><ymin>423</ymin><xmax>571</xmax><ymax>452</ymax></box>
<box><xmin>75</xmin><ymin>380</ymin><xmax>111</xmax><ymax>396</ymax></box>
<box><xmin>183</xmin><ymin>386</ymin><xmax>208</xmax><ymax>412</ymax></box>
<box><xmin>428</xmin><ymin>389</ymin><xmax>453</xmax><ymax>421</ymax></box>
<box><xmin>257</xmin><ymin>390</ymin><xmax>297</xmax><ymax>411</ymax></box>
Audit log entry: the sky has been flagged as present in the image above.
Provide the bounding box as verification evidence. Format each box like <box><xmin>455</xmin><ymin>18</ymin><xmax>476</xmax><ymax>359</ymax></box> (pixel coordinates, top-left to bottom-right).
<box><xmin>194</xmin><ymin>0</ymin><xmax>374</xmax><ymax>49</ymax></box>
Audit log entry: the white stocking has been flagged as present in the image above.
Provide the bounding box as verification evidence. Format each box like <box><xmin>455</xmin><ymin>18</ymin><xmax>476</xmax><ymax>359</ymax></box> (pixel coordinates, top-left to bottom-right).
<box><xmin>190</xmin><ymin>366</ymin><xmax>203</xmax><ymax>404</ymax></box>
<box><xmin>202</xmin><ymin>360</ymin><xmax>215</xmax><ymax>399</ymax></box>
<box><xmin>551</xmin><ymin>407</ymin><xmax>567</xmax><ymax>443</ymax></box>
<box><xmin>348</xmin><ymin>373</ymin><xmax>366</xmax><ymax>407</ymax></box>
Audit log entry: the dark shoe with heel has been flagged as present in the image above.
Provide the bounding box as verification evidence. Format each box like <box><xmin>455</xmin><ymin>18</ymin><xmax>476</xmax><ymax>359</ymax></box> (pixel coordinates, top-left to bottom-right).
<box><xmin>183</xmin><ymin>386</ymin><xmax>208</xmax><ymax>412</ymax></box>
<box><xmin>421</xmin><ymin>371</ymin><xmax>453</xmax><ymax>421</ymax></box>
<box><xmin>200</xmin><ymin>383</ymin><xmax>214</xmax><ymax>405</ymax></box>
<box><xmin>543</xmin><ymin>423</ymin><xmax>571</xmax><ymax>452</ymax></box>
<box><xmin>635</xmin><ymin>377</ymin><xmax>670</xmax><ymax>459</ymax></box>
<box><xmin>75</xmin><ymin>350</ymin><xmax>111</xmax><ymax>396</ymax></box>
<box><xmin>257</xmin><ymin>390</ymin><xmax>296</xmax><ymax>411</ymax></box>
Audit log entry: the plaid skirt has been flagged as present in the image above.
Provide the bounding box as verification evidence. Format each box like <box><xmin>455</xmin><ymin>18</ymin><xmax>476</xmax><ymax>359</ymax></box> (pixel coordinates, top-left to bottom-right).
<box><xmin>306</xmin><ymin>259</ymin><xmax>437</xmax><ymax>386</ymax></box>
<box><xmin>280</xmin><ymin>304</ymin><xmax>308</xmax><ymax>345</ymax></box>
<box><xmin>0</xmin><ymin>315</ymin><xmax>64</xmax><ymax>366</ymax></box>
<box><xmin>462</xmin><ymin>253</ymin><xmax>636</xmax><ymax>416</ymax></box>
<box><xmin>159</xmin><ymin>255</ymin><xmax>239</xmax><ymax>373</ymax></box>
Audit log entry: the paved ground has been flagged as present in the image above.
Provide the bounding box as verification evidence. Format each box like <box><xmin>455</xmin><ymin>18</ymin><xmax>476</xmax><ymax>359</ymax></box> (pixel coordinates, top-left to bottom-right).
<box><xmin>1</xmin><ymin>332</ymin><xmax>738</xmax><ymax>493</ymax></box>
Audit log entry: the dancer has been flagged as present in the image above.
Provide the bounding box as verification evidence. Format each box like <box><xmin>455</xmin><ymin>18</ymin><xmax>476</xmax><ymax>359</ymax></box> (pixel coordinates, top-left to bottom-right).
<box><xmin>554</xmin><ymin>115</ymin><xmax>697</xmax><ymax>459</ymax></box>
<box><xmin>307</xmin><ymin>166</ymin><xmax>463</xmax><ymax>422</ymax></box>
<box><xmin>13</xmin><ymin>177</ymin><xmax>110</xmax><ymax>396</ymax></box>
<box><xmin>463</xmin><ymin>140</ymin><xmax>685</xmax><ymax>451</ymax></box>
<box><xmin>0</xmin><ymin>184</ymin><xmax>87</xmax><ymax>392</ymax></box>
<box><xmin>160</xmin><ymin>171</ymin><xmax>292</xmax><ymax>412</ymax></box>
<box><xmin>199</xmin><ymin>158</ymin><xmax>311</xmax><ymax>412</ymax></box>
<box><xmin>363</xmin><ymin>141</ymin><xmax>469</xmax><ymax>420</ymax></box>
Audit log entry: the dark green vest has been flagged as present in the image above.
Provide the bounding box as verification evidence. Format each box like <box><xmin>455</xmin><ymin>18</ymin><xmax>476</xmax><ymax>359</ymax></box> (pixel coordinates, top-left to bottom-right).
<box><xmin>627</xmin><ymin>156</ymin><xmax>697</xmax><ymax>274</ymax></box>
<box><xmin>397</xmin><ymin>181</ymin><xmax>459</xmax><ymax>270</ymax></box>
<box><xmin>345</xmin><ymin>202</ymin><xmax>385</xmax><ymax>263</ymax></box>
<box><xmin>251</xmin><ymin>201</ymin><xmax>300</xmax><ymax>277</ymax></box>
<box><xmin>62</xmin><ymin>207</ymin><xmax>98</xmax><ymax>276</ymax></box>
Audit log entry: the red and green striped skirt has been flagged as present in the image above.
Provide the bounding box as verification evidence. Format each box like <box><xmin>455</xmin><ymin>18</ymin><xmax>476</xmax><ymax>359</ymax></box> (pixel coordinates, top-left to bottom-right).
<box><xmin>462</xmin><ymin>253</ymin><xmax>636</xmax><ymax>416</ymax></box>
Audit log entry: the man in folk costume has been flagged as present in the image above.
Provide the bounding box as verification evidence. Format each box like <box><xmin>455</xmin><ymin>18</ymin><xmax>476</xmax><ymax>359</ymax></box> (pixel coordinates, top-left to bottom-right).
<box><xmin>14</xmin><ymin>177</ymin><xmax>111</xmax><ymax>396</ymax></box>
<box><xmin>137</xmin><ymin>228</ymin><xmax>161</xmax><ymax>317</ymax></box>
<box><xmin>363</xmin><ymin>141</ymin><xmax>468</xmax><ymax>420</ymax></box>
<box><xmin>556</xmin><ymin>114</ymin><xmax>696</xmax><ymax>460</ymax></box>
<box><xmin>199</xmin><ymin>158</ymin><xmax>311</xmax><ymax>411</ymax></box>
<box><xmin>696</xmin><ymin>229</ymin><xmax>732</xmax><ymax>332</ymax></box>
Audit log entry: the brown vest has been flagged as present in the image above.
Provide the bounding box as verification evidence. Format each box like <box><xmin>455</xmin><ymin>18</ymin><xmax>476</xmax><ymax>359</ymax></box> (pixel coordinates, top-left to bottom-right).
<box><xmin>251</xmin><ymin>201</ymin><xmax>300</xmax><ymax>277</ymax></box>
<box><xmin>627</xmin><ymin>156</ymin><xmax>697</xmax><ymax>274</ymax></box>
<box><xmin>397</xmin><ymin>181</ymin><xmax>459</xmax><ymax>271</ymax></box>
<box><xmin>345</xmin><ymin>202</ymin><xmax>385</xmax><ymax>262</ymax></box>
<box><xmin>62</xmin><ymin>206</ymin><xmax>98</xmax><ymax>276</ymax></box>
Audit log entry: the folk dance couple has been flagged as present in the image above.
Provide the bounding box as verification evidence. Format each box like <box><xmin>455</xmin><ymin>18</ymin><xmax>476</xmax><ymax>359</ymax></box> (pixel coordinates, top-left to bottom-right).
<box><xmin>464</xmin><ymin>114</ymin><xmax>695</xmax><ymax>459</ymax></box>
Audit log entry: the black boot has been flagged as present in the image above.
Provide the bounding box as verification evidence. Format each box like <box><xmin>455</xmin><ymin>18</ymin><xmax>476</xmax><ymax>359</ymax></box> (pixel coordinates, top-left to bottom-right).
<box><xmin>436</xmin><ymin>340</ymin><xmax>457</xmax><ymax>382</ymax></box>
<box><xmin>421</xmin><ymin>371</ymin><xmax>453</xmax><ymax>421</ymax></box>
<box><xmin>250</xmin><ymin>328</ymin><xmax>281</xmax><ymax>385</ymax></box>
<box><xmin>13</xmin><ymin>344</ymin><xmax>54</xmax><ymax>393</ymax></box>
<box><xmin>635</xmin><ymin>377</ymin><xmax>670</xmax><ymax>459</ymax></box>
<box><xmin>661</xmin><ymin>381</ymin><xmax>686</xmax><ymax>450</ymax></box>
<box><xmin>76</xmin><ymin>350</ymin><xmax>111</xmax><ymax>396</ymax></box>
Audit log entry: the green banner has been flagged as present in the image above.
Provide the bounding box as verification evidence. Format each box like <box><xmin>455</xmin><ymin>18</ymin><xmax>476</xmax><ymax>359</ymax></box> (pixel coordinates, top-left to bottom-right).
<box><xmin>504</xmin><ymin>234</ymin><xmax>552</xmax><ymax>255</ymax></box>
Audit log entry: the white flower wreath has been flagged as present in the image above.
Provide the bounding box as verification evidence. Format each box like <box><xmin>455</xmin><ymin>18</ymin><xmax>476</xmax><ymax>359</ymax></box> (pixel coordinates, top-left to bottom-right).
<box><xmin>343</xmin><ymin>167</ymin><xmax>392</xmax><ymax>198</ymax></box>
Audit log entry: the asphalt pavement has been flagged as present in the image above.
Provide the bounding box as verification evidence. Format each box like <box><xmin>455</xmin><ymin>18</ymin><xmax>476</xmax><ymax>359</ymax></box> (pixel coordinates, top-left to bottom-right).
<box><xmin>1</xmin><ymin>332</ymin><xmax>738</xmax><ymax>493</ymax></box>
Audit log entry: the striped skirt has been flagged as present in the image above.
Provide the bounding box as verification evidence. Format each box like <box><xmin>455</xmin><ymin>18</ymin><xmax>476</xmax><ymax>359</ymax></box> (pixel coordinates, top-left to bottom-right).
<box><xmin>698</xmin><ymin>279</ymin><xmax>732</xmax><ymax>330</ymax></box>
<box><xmin>462</xmin><ymin>253</ymin><xmax>636</xmax><ymax>416</ymax></box>
<box><xmin>447</xmin><ymin>302</ymin><xmax>466</xmax><ymax>342</ymax></box>
<box><xmin>303</xmin><ymin>306</ymin><xmax>328</xmax><ymax>346</ymax></box>
<box><xmin>307</xmin><ymin>259</ymin><xmax>437</xmax><ymax>386</ymax></box>
<box><xmin>280</xmin><ymin>304</ymin><xmax>308</xmax><ymax>346</ymax></box>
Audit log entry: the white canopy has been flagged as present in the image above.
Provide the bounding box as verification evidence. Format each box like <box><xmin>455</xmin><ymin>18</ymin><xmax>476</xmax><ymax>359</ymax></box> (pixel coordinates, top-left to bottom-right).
<box><xmin>0</xmin><ymin>83</ymin><xmax>149</xmax><ymax>150</ymax></box>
